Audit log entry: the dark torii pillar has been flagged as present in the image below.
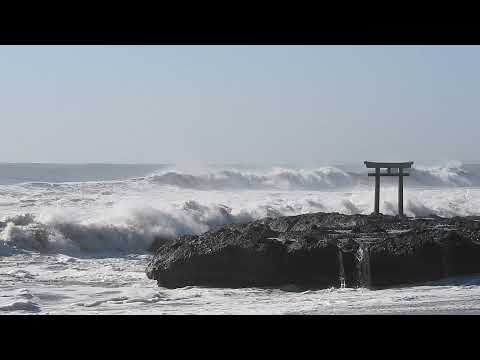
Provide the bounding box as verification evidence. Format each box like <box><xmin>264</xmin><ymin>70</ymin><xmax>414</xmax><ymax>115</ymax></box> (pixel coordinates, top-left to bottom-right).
<box><xmin>364</xmin><ymin>161</ymin><xmax>414</xmax><ymax>216</ymax></box>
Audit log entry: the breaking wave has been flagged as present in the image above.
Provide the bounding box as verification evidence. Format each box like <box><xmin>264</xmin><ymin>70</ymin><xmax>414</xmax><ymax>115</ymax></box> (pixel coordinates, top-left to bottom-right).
<box><xmin>2</xmin><ymin>162</ymin><xmax>480</xmax><ymax>256</ymax></box>
<box><xmin>0</xmin><ymin>202</ymin><xmax>256</xmax><ymax>255</ymax></box>
<box><xmin>146</xmin><ymin>167</ymin><xmax>357</xmax><ymax>190</ymax></box>
<box><xmin>2</xmin><ymin>188</ymin><xmax>480</xmax><ymax>255</ymax></box>
<box><xmin>408</xmin><ymin>162</ymin><xmax>477</xmax><ymax>187</ymax></box>
<box><xmin>145</xmin><ymin>162</ymin><xmax>480</xmax><ymax>190</ymax></box>
<box><xmin>0</xmin><ymin>196</ymin><xmax>367</xmax><ymax>255</ymax></box>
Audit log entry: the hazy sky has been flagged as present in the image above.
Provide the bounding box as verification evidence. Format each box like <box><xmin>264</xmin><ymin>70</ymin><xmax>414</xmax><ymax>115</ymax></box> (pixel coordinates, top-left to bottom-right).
<box><xmin>1</xmin><ymin>45</ymin><xmax>479</xmax><ymax>165</ymax></box>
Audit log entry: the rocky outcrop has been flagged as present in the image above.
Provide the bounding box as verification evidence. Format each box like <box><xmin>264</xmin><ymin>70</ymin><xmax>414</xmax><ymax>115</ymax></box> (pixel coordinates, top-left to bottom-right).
<box><xmin>146</xmin><ymin>212</ymin><xmax>480</xmax><ymax>289</ymax></box>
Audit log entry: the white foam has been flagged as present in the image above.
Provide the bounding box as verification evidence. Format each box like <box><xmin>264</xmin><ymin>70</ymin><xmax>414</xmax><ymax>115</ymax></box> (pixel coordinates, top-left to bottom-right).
<box><xmin>144</xmin><ymin>162</ymin><xmax>480</xmax><ymax>190</ymax></box>
<box><xmin>0</xmin><ymin>300</ymin><xmax>41</xmax><ymax>313</ymax></box>
<box><xmin>0</xmin><ymin>288</ymin><xmax>41</xmax><ymax>313</ymax></box>
<box><xmin>1</xmin><ymin>163</ymin><xmax>480</xmax><ymax>314</ymax></box>
<box><xmin>1</xmin><ymin>251</ymin><xmax>479</xmax><ymax>314</ymax></box>
<box><xmin>2</xmin><ymin>183</ymin><xmax>480</xmax><ymax>254</ymax></box>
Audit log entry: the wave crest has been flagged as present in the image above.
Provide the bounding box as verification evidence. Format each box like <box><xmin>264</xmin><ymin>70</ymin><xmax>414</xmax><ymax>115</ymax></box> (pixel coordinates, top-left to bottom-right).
<box><xmin>1</xmin><ymin>188</ymin><xmax>480</xmax><ymax>255</ymax></box>
<box><xmin>146</xmin><ymin>163</ymin><xmax>480</xmax><ymax>190</ymax></box>
<box><xmin>0</xmin><ymin>201</ymin><xmax>257</xmax><ymax>255</ymax></box>
<box><xmin>147</xmin><ymin>167</ymin><xmax>356</xmax><ymax>190</ymax></box>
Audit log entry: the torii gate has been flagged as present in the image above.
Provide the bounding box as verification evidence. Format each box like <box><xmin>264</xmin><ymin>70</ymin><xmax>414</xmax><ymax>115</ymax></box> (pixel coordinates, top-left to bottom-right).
<box><xmin>364</xmin><ymin>161</ymin><xmax>414</xmax><ymax>216</ymax></box>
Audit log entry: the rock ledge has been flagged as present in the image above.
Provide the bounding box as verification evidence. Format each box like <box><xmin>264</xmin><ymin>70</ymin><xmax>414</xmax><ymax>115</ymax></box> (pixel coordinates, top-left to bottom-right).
<box><xmin>146</xmin><ymin>212</ymin><xmax>480</xmax><ymax>289</ymax></box>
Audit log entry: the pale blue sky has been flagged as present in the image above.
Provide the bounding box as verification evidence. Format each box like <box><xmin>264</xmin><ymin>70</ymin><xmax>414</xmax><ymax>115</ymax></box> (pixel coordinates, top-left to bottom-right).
<box><xmin>0</xmin><ymin>45</ymin><xmax>479</xmax><ymax>165</ymax></box>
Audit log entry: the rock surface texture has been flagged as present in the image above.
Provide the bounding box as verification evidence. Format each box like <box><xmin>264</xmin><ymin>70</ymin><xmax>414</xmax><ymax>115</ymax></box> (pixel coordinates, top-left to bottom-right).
<box><xmin>146</xmin><ymin>212</ymin><xmax>480</xmax><ymax>289</ymax></box>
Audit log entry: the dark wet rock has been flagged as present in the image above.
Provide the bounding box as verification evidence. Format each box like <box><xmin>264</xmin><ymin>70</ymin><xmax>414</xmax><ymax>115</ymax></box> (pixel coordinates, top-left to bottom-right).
<box><xmin>146</xmin><ymin>212</ymin><xmax>480</xmax><ymax>289</ymax></box>
<box><xmin>149</xmin><ymin>236</ymin><xmax>176</xmax><ymax>253</ymax></box>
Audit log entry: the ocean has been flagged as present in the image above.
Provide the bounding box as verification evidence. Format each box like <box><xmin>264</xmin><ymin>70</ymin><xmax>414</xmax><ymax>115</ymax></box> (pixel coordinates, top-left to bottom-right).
<box><xmin>1</xmin><ymin>161</ymin><xmax>480</xmax><ymax>314</ymax></box>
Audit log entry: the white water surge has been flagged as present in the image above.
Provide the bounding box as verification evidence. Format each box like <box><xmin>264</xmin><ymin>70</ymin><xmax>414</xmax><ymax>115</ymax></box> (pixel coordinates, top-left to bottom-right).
<box><xmin>2</xmin><ymin>162</ymin><xmax>480</xmax><ymax>314</ymax></box>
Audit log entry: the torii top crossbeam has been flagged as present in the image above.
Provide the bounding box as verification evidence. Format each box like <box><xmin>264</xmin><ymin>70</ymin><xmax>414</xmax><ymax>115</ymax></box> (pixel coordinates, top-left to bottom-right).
<box><xmin>364</xmin><ymin>161</ymin><xmax>414</xmax><ymax>216</ymax></box>
<box><xmin>364</xmin><ymin>161</ymin><xmax>414</xmax><ymax>169</ymax></box>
